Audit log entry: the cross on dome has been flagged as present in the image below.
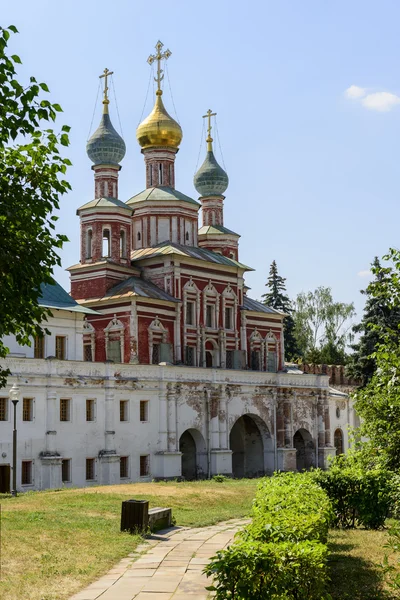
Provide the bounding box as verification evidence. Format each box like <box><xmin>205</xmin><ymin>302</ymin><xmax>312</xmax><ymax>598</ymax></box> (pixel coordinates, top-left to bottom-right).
<box><xmin>99</xmin><ymin>68</ymin><xmax>113</xmax><ymax>109</ymax></box>
<box><xmin>203</xmin><ymin>109</ymin><xmax>217</xmax><ymax>151</ymax></box>
<box><xmin>147</xmin><ymin>40</ymin><xmax>172</xmax><ymax>95</ymax></box>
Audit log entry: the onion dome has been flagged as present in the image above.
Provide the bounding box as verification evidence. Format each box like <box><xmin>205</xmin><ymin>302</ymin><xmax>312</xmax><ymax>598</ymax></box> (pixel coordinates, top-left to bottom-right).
<box><xmin>194</xmin><ymin>148</ymin><xmax>229</xmax><ymax>197</ymax></box>
<box><xmin>86</xmin><ymin>105</ymin><xmax>126</xmax><ymax>166</ymax></box>
<box><xmin>136</xmin><ymin>90</ymin><xmax>182</xmax><ymax>150</ymax></box>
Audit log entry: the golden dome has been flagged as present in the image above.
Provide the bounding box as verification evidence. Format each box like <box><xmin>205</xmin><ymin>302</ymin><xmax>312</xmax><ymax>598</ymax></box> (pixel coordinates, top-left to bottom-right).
<box><xmin>136</xmin><ymin>91</ymin><xmax>182</xmax><ymax>150</ymax></box>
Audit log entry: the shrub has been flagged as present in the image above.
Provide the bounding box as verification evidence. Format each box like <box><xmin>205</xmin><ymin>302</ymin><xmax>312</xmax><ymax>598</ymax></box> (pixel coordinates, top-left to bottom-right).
<box><xmin>311</xmin><ymin>462</ymin><xmax>392</xmax><ymax>529</ymax></box>
<box><xmin>205</xmin><ymin>539</ymin><xmax>330</xmax><ymax>600</ymax></box>
<box><xmin>205</xmin><ymin>473</ymin><xmax>332</xmax><ymax>599</ymax></box>
<box><xmin>212</xmin><ymin>474</ymin><xmax>229</xmax><ymax>483</ymax></box>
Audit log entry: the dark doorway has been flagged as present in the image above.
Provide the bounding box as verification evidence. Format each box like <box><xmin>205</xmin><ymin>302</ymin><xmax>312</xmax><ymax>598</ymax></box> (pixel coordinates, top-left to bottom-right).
<box><xmin>334</xmin><ymin>428</ymin><xmax>344</xmax><ymax>455</ymax></box>
<box><xmin>293</xmin><ymin>429</ymin><xmax>315</xmax><ymax>471</ymax></box>
<box><xmin>206</xmin><ymin>351</ymin><xmax>213</xmax><ymax>368</ymax></box>
<box><xmin>230</xmin><ymin>415</ymin><xmax>264</xmax><ymax>478</ymax></box>
<box><xmin>180</xmin><ymin>430</ymin><xmax>197</xmax><ymax>480</ymax></box>
<box><xmin>0</xmin><ymin>465</ymin><xmax>10</xmax><ymax>493</ymax></box>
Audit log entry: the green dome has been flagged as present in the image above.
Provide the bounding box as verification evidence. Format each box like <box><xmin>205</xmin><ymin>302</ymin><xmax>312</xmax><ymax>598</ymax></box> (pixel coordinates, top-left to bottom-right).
<box><xmin>86</xmin><ymin>112</ymin><xmax>126</xmax><ymax>166</ymax></box>
<box><xmin>193</xmin><ymin>149</ymin><xmax>229</xmax><ymax>197</ymax></box>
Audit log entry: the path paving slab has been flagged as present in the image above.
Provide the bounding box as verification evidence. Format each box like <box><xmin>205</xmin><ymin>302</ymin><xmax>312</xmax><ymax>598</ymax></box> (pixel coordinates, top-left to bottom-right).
<box><xmin>69</xmin><ymin>518</ymin><xmax>249</xmax><ymax>600</ymax></box>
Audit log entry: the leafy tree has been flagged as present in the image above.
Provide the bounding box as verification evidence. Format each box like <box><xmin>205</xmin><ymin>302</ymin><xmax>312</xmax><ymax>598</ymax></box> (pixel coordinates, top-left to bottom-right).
<box><xmin>346</xmin><ymin>257</ymin><xmax>400</xmax><ymax>386</ymax></box>
<box><xmin>0</xmin><ymin>25</ymin><xmax>71</xmax><ymax>387</ymax></box>
<box><xmin>262</xmin><ymin>260</ymin><xmax>300</xmax><ymax>360</ymax></box>
<box><xmin>354</xmin><ymin>249</ymin><xmax>400</xmax><ymax>470</ymax></box>
<box><xmin>293</xmin><ymin>287</ymin><xmax>355</xmax><ymax>364</ymax></box>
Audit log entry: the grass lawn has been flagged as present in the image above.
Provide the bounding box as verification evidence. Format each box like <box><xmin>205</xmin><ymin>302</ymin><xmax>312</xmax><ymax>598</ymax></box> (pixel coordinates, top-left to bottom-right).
<box><xmin>0</xmin><ymin>479</ymin><xmax>258</xmax><ymax>600</ymax></box>
<box><xmin>328</xmin><ymin>525</ymin><xmax>399</xmax><ymax>600</ymax></box>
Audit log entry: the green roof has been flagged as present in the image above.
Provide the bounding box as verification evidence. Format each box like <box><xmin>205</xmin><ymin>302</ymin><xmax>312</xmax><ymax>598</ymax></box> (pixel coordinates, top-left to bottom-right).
<box><xmin>39</xmin><ymin>282</ymin><xmax>98</xmax><ymax>314</ymax></box>
<box><xmin>126</xmin><ymin>186</ymin><xmax>200</xmax><ymax>207</ymax></box>
<box><xmin>77</xmin><ymin>197</ymin><xmax>133</xmax><ymax>213</ymax></box>
<box><xmin>131</xmin><ymin>241</ymin><xmax>252</xmax><ymax>271</ymax></box>
<box><xmin>198</xmin><ymin>224</ymin><xmax>240</xmax><ymax>237</ymax></box>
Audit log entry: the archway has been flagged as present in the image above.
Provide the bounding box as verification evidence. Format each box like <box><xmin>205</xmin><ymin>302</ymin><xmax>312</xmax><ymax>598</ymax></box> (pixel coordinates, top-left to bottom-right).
<box><xmin>293</xmin><ymin>428</ymin><xmax>315</xmax><ymax>471</ymax></box>
<box><xmin>205</xmin><ymin>339</ymin><xmax>219</xmax><ymax>368</ymax></box>
<box><xmin>179</xmin><ymin>429</ymin><xmax>207</xmax><ymax>480</ymax></box>
<box><xmin>230</xmin><ymin>414</ymin><xmax>273</xmax><ymax>478</ymax></box>
<box><xmin>334</xmin><ymin>428</ymin><xmax>344</xmax><ymax>455</ymax></box>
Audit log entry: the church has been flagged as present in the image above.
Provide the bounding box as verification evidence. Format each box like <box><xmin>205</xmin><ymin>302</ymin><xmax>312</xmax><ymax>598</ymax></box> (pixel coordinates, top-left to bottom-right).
<box><xmin>0</xmin><ymin>42</ymin><xmax>354</xmax><ymax>493</ymax></box>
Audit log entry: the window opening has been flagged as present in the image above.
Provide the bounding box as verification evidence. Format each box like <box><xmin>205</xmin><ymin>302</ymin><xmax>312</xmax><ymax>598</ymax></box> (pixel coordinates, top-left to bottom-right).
<box><xmin>159</xmin><ymin>163</ymin><xmax>163</xmax><ymax>185</ymax></box>
<box><xmin>226</xmin><ymin>350</ymin><xmax>234</xmax><ymax>370</ymax></box>
<box><xmin>0</xmin><ymin>398</ymin><xmax>8</xmax><ymax>421</ymax></box>
<box><xmin>185</xmin><ymin>231</ymin><xmax>189</xmax><ymax>242</ymax></box>
<box><xmin>120</xmin><ymin>456</ymin><xmax>129</xmax><ymax>478</ymax></box>
<box><xmin>86</xmin><ymin>458</ymin><xmax>95</xmax><ymax>481</ymax></box>
<box><xmin>84</xmin><ymin>344</ymin><xmax>92</xmax><ymax>362</ymax></box>
<box><xmin>140</xmin><ymin>455</ymin><xmax>150</xmax><ymax>477</ymax></box>
<box><xmin>102</xmin><ymin>229</ymin><xmax>110</xmax><ymax>257</ymax></box>
<box><xmin>55</xmin><ymin>336</ymin><xmax>66</xmax><ymax>360</ymax></box>
<box><xmin>21</xmin><ymin>461</ymin><xmax>33</xmax><ymax>485</ymax></box>
<box><xmin>140</xmin><ymin>400</ymin><xmax>149</xmax><ymax>422</ymax></box>
<box><xmin>86</xmin><ymin>399</ymin><xmax>95</xmax><ymax>422</ymax></box>
<box><xmin>86</xmin><ymin>229</ymin><xmax>92</xmax><ymax>259</ymax></box>
<box><xmin>62</xmin><ymin>459</ymin><xmax>71</xmax><ymax>482</ymax></box>
<box><xmin>185</xmin><ymin>346</ymin><xmax>195</xmax><ymax>366</ymax></box>
<box><xmin>334</xmin><ymin>429</ymin><xmax>344</xmax><ymax>455</ymax></box>
<box><xmin>225</xmin><ymin>306</ymin><xmax>233</xmax><ymax>329</ymax></box>
<box><xmin>149</xmin><ymin>165</ymin><xmax>153</xmax><ymax>186</ymax></box>
<box><xmin>251</xmin><ymin>350</ymin><xmax>260</xmax><ymax>371</ymax></box>
<box><xmin>120</xmin><ymin>400</ymin><xmax>128</xmax><ymax>422</ymax></box>
<box><xmin>34</xmin><ymin>335</ymin><xmax>44</xmax><ymax>359</ymax></box>
<box><xmin>206</xmin><ymin>304</ymin><xmax>214</xmax><ymax>328</ymax></box>
<box><xmin>152</xmin><ymin>343</ymin><xmax>160</xmax><ymax>365</ymax></box>
<box><xmin>60</xmin><ymin>398</ymin><xmax>71</xmax><ymax>422</ymax></box>
<box><xmin>23</xmin><ymin>398</ymin><xmax>33</xmax><ymax>421</ymax></box>
<box><xmin>120</xmin><ymin>230</ymin><xmax>126</xmax><ymax>258</ymax></box>
<box><xmin>267</xmin><ymin>350</ymin><xmax>277</xmax><ymax>373</ymax></box>
<box><xmin>137</xmin><ymin>231</ymin><xmax>141</xmax><ymax>241</ymax></box>
<box><xmin>186</xmin><ymin>301</ymin><xmax>194</xmax><ymax>325</ymax></box>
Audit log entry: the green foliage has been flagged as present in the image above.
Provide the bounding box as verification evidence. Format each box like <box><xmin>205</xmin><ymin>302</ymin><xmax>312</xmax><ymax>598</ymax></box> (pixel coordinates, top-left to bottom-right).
<box><xmin>347</xmin><ymin>256</ymin><xmax>400</xmax><ymax>386</ymax></box>
<box><xmin>382</xmin><ymin>523</ymin><xmax>400</xmax><ymax>595</ymax></box>
<box><xmin>293</xmin><ymin>286</ymin><xmax>355</xmax><ymax>363</ymax></box>
<box><xmin>205</xmin><ymin>473</ymin><xmax>332</xmax><ymax>599</ymax></box>
<box><xmin>0</xmin><ymin>25</ymin><xmax>71</xmax><ymax>387</ymax></box>
<box><xmin>212</xmin><ymin>474</ymin><xmax>229</xmax><ymax>482</ymax></box>
<box><xmin>261</xmin><ymin>260</ymin><xmax>300</xmax><ymax>360</ymax></box>
<box><xmin>311</xmin><ymin>459</ymin><xmax>392</xmax><ymax>529</ymax></box>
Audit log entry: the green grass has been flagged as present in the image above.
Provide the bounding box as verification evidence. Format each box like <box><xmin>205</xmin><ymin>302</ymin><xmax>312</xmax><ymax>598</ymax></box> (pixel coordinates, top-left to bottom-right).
<box><xmin>0</xmin><ymin>479</ymin><xmax>258</xmax><ymax>600</ymax></box>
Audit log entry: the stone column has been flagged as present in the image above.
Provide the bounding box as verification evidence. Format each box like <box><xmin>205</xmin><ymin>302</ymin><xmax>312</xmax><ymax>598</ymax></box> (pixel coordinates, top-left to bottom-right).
<box><xmin>283</xmin><ymin>395</ymin><xmax>292</xmax><ymax>447</ymax></box>
<box><xmin>324</xmin><ymin>395</ymin><xmax>331</xmax><ymax>446</ymax></box>
<box><xmin>167</xmin><ymin>384</ymin><xmax>178</xmax><ymax>452</ymax></box>
<box><xmin>158</xmin><ymin>380</ymin><xmax>168</xmax><ymax>451</ymax></box>
<box><xmin>276</xmin><ymin>393</ymin><xmax>285</xmax><ymax>448</ymax></box>
<box><xmin>129</xmin><ymin>300</ymin><xmax>139</xmax><ymax>364</ymax></box>
<box><xmin>210</xmin><ymin>389</ymin><xmax>220</xmax><ymax>450</ymax></box>
<box><xmin>219</xmin><ymin>388</ymin><xmax>228</xmax><ymax>449</ymax></box>
<box><xmin>175</xmin><ymin>303</ymin><xmax>182</xmax><ymax>364</ymax></box>
<box><xmin>317</xmin><ymin>396</ymin><xmax>326</xmax><ymax>449</ymax></box>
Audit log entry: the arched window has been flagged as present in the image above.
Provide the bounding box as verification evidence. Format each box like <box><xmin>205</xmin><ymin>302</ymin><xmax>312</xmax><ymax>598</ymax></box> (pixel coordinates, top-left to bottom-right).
<box><xmin>102</xmin><ymin>229</ymin><xmax>110</xmax><ymax>258</ymax></box>
<box><xmin>185</xmin><ymin>231</ymin><xmax>189</xmax><ymax>242</ymax></box>
<box><xmin>149</xmin><ymin>165</ymin><xmax>153</xmax><ymax>186</ymax></box>
<box><xmin>137</xmin><ymin>231</ymin><xmax>141</xmax><ymax>241</ymax></box>
<box><xmin>159</xmin><ymin>163</ymin><xmax>163</xmax><ymax>185</ymax></box>
<box><xmin>86</xmin><ymin>229</ymin><xmax>92</xmax><ymax>259</ymax></box>
<box><xmin>334</xmin><ymin>429</ymin><xmax>344</xmax><ymax>455</ymax></box>
<box><xmin>120</xmin><ymin>230</ymin><xmax>126</xmax><ymax>258</ymax></box>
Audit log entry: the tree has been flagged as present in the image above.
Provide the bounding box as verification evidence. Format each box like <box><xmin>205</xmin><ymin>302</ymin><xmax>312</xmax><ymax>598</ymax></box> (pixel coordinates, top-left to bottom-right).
<box><xmin>346</xmin><ymin>257</ymin><xmax>400</xmax><ymax>386</ymax></box>
<box><xmin>262</xmin><ymin>260</ymin><xmax>300</xmax><ymax>360</ymax></box>
<box><xmin>0</xmin><ymin>25</ymin><xmax>71</xmax><ymax>387</ymax></box>
<box><xmin>293</xmin><ymin>286</ymin><xmax>355</xmax><ymax>364</ymax></box>
<box><xmin>354</xmin><ymin>249</ymin><xmax>400</xmax><ymax>471</ymax></box>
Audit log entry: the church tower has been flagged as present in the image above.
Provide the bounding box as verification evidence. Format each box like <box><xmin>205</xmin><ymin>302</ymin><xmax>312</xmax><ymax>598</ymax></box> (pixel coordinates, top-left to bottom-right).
<box><xmin>69</xmin><ymin>69</ymin><xmax>136</xmax><ymax>301</ymax></box>
<box><xmin>195</xmin><ymin>110</ymin><xmax>240</xmax><ymax>260</ymax></box>
<box><xmin>127</xmin><ymin>41</ymin><xmax>200</xmax><ymax>249</ymax></box>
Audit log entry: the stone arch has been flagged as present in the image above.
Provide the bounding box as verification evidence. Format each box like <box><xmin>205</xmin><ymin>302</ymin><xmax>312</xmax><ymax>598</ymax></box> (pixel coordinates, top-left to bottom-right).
<box><xmin>205</xmin><ymin>338</ymin><xmax>219</xmax><ymax>368</ymax></box>
<box><xmin>179</xmin><ymin>428</ymin><xmax>207</xmax><ymax>480</ymax></box>
<box><xmin>229</xmin><ymin>413</ymin><xmax>273</xmax><ymax>478</ymax></box>
<box><xmin>334</xmin><ymin>428</ymin><xmax>344</xmax><ymax>455</ymax></box>
<box><xmin>293</xmin><ymin>428</ymin><xmax>315</xmax><ymax>471</ymax></box>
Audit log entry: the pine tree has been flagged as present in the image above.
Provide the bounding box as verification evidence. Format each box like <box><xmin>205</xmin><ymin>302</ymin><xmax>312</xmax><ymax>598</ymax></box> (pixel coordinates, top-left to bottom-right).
<box><xmin>262</xmin><ymin>261</ymin><xmax>300</xmax><ymax>360</ymax></box>
<box><xmin>346</xmin><ymin>256</ymin><xmax>400</xmax><ymax>386</ymax></box>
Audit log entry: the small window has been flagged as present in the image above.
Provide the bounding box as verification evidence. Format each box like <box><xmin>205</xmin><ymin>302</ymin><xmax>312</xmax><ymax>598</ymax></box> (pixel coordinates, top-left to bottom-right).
<box><xmin>267</xmin><ymin>350</ymin><xmax>277</xmax><ymax>373</ymax></box>
<box><xmin>86</xmin><ymin>399</ymin><xmax>95</xmax><ymax>422</ymax></box>
<box><xmin>84</xmin><ymin>344</ymin><xmax>92</xmax><ymax>362</ymax></box>
<box><xmin>55</xmin><ymin>336</ymin><xmax>66</xmax><ymax>360</ymax></box>
<box><xmin>62</xmin><ymin>459</ymin><xmax>71</xmax><ymax>483</ymax></box>
<box><xmin>186</xmin><ymin>301</ymin><xmax>194</xmax><ymax>325</ymax></box>
<box><xmin>34</xmin><ymin>335</ymin><xmax>44</xmax><ymax>359</ymax></box>
<box><xmin>120</xmin><ymin>400</ymin><xmax>128</xmax><ymax>422</ymax></box>
<box><xmin>334</xmin><ymin>429</ymin><xmax>344</xmax><ymax>455</ymax></box>
<box><xmin>226</xmin><ymin>350</ymin><xmax>234</xmax><ymax>370</ymax></box>
<box><xmin>86</xmin><ymin>229</ymin><xmax>93</xmax><ymax>259</ymax></box>
<box><xmin>206</xmin><ymin>304</ymin><xmax>215</xmax><ymax>328</ymax></box>
<box><xmin>140</xmin><ymin>400</ymin><xmax>149</xmax><ymax>422</ymax></box>
<box><xmin>60</xmin><ymin>398</ymin><xmax>71</xmax><ymax>422</ymax></box>
<box><xmin>336</xmin><ymin>407</ymin><xmax>341</xmax><ymax>419</ymax></box>
<box><xmin>225</xmin><ymin>307</ymin><xmax>233</xmax><ymax>330</ymax></box>
<box><xmin>21</xmin><ymin>460</ymin><xmax>33</xmax><ymax>485</ymax></box>
<box><xmin>152</xmin><ymin>344</ymin><xmax>160</xmax><ymax>365</ymax></box>
<box><xmin>159</xmin><ymin>163</ymin><xmax>163</xmax><ymax>185</ymax></box>
<box><xmin>185</xmin><ymin>231</ymin><xmax>189</xmax><ymax>242</ymax></box>
<box><xmin>86</xmin><ymin>458</ymin><xmax>95</xmax><ymax>481</ymax></box>
<box><xmin>120</xmin><ymin>456</ymin><xmax>129</xmax><ymax>479</ymax></box>
<box><xmin>23</xmin><ymin>398</ymin><xmax>33</xmax><ymax>422</ymax></box>
<box><xmin>137</xmin><ymin>231</ymin><xmax>141</xmax><ymax>241</ymax></box>
<box><xmin>140</xmin><ymin>455</ymin><xmax>150</xmax><ymax>477</ymax></box>
<box><xmin>149</xmin><ymin>164</ymin><xmax>153</xmax><ymax>186</ymax></box>
<box><xmin>0</xmin><ymin>398</ymin><xmax>8</xmax><ymax>421</ymax></box>
<box><xmin>120</xmin><ymin>230</ymin><xmax>126</xmax><ymax>258</ymax></box>
<box><xmin>107</xmin><ymin>339</ymin><xmax>121</xmax><ymax>363</ymax></box>
<box><xmin>251</xmin><ymin>350</ymin><xmax>260</xmax><ymax>371</ymax></box>
<box><xmin>185</xmin><ymin>346</ymin><xmax>195</xmax><ymax>366</ymax></box>
<box><xmin>102</xmin><ymin>228</ymin><xmax>110</xmax><ymax>257</ymax></box>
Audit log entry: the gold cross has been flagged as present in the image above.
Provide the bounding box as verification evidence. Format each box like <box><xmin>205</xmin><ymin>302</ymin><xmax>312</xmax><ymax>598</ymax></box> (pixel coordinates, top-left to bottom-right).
<box><xmin>203</xmin><ymin>109</ymin><xmax>217</xmax><ymax>150</ymax></box>
<box><xmin>99</xmin><ymin>68</ymin><xmax>113</xmax><ymax>105</ymax></box>
<box><xmin>147</xmin><ymin>41</ymin><xmax>172</xmax><ymax>94</ymax></box>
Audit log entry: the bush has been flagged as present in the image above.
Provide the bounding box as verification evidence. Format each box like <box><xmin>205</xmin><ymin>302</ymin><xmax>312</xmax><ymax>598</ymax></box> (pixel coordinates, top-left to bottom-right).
<box><xmin>311</xmin><ymin>462</ymin><xmax>392</xmax><ymax>529</ymax></box>
<box><xmin>205</xmin><ymin>539</ymin><xmax>329</xmax><ymax>600</ymax></box>
<box><xmin>205</xmin><ymin>473</ymin><xmax>332</xmax><ymax>599</ymax></box>
<box><xmin>212</xmin><ymin>474</ymin><xmax>229</xmax><ymax>483</ymax></box>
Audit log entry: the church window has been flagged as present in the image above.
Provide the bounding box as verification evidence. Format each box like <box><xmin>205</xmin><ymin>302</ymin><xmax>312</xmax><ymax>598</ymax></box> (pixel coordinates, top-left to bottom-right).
<box><xmin>137</xmin><ymin>231</ymin><xmax>141</xmax><ymax>241</ymax></box>
<box><xmin>225</xmin><ymin>306</ymin><xmax>233</xmax><ymax>330</ymax></box>
<box><xmin>34</xmin><ymin>335</ymin><xmax>44</xmax><ymax>359</ymax></box>
<box><xmin>120</xmin><ymin>456</ymin><xmax>129</xmax><ymax>478</ymax></box>
<box><xmin>152</xmin><ymin>343</ymin><xmax>160</xmax><ymax>364</ymax></box>
<box><xmin>159</xmin><ymin>163</ymin><xmax>163</xmax><ymax>185</ymax></box>
<box><xmin>62</xmin><ymin>459</ymin><xmax>71</xmax><ymax>483</ymax></box>
<box><xmin>120</xmin><ymin>400</ymin><xmax>128</xmax><ymax>422</ymax></box>
<box><xmin>21</xmin><ymin>460</ymin><xmax>33</xmax><ymax>485</ymax></box>
<box><xmin>186</xmin><ymin>301</ymin><xmax>195</xmax><ymax>325</ymax></box>
<box><xmin>86</xmin><ymin>229</ymin><xmax>92</xmax><ymax>259</ymax></box>
<box><xmin>334</xmin><ymin>429</ymin><xmax>344</xmax><ymax>455</ymax></box>
<box><xmin>185</xmin><ymin>346</ymin><xmax>195</xmax><ymax>366</ymax></box>
<box><xmin>86</xmin><ymin>458</ymin><xmax>95</xmax><ymax>481</ymax></box>
<box><xmin>267</xmin><ymin>351</ymin><xmax>277</xmax><ymax>373</ymax></box>
<box><xmin>102</xmin><ymin>229</ymin><xmax>110</xmax><ymax>257</ymax></box>
<box><xmin>0</xmin><ymin>398</ymin><xmax>8</xmax><ymax>421</ymax></box>
<box><xmin>185</xmin><ymin>231</ymin><xmax>189</xmax><ymax>242</ymax></box>
<box><xmin>55</xmin><ymin>336</ymin><xmax>66</xmax><ymax>360</ymax></box>
<box><xmin>86</xmin><ymin>399</ymin><xmax>95</xmax><ymax>422</ymax></box>
<box><xmin>140</xmin><ymin>455</ymin><xmax>150</xmax><ymax>477</ymax></box>
<box><xmin>107</xmin><ymin>339</ymin><xmax>121</xmax><ymax>362</ymax></box>
<box><xmin>149</xmin><ymin>165</ymin><xmax>153</xmax><ymax>186</ymax></box>
<box><xmin>206</xmin><ymin>304</ymin><xmax>215</xmax><ymax>328</ymax></box>
<box><xmin>60</xmin><ymin>398</ymin><xmax>71</xmax><ymax>422</ymax></box>
<box><xmin>226</xmin><ymin>350</ymin><xmax>234</xmax><ymax>370</ymax></box>
<box><xmin>251</xmin><ymin>350</ymin><xmax>260</xmax><ymax>371</ymax></box>
<box><xmin>140</xmin><ymin>400</ymin><xmax>149</xmax><ymax>422</ymax></box>
<box><xmin>120</xmin><ymin>229</ymin><xmax>126</xmax><ymax>258</ymax></box>
<box><xmin>23</xmin><ymin>398</ymin><xmax>33</xmax><ymax>422</ymax></box>
<box><xmin>83</xmin><ymin>343</ymin><xmax>92</xmax><ymax>362</ymax></box>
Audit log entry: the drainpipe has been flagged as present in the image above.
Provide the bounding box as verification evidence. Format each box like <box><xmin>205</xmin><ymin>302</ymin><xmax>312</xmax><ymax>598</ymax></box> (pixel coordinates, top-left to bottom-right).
<box><xmin>205</xmin><ymin>388</ymin><xmax>211</xmax><ymax>479</ymax></box>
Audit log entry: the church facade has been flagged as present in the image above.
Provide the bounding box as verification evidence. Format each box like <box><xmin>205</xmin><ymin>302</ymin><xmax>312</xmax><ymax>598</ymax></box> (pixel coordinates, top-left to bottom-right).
<box><xmin>0</xmin><ymin>43</ymin><xmax>354</xmax><ymax>492</ymax></box>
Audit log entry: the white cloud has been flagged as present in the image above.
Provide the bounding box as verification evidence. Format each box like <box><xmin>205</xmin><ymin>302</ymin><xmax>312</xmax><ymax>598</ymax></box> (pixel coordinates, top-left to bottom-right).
<box><xmin>358</xmin><ymin>270</ymin><xmax>371</xmax><ymax>278</ymax></box>
<box><xmin>361</xmin><ymin>91</ymin><xmax>400</xmax><ymax>112</ymax></box>
<box><xmin>345</xmin><ymin>85</ymin><xmax>366</xmax><ymax>99</ymax></box>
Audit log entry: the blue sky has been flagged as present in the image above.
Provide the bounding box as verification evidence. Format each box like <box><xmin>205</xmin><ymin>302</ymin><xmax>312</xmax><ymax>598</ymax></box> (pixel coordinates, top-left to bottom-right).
<box><xmin>4</xmin><ymin>0</ymin><xmax>400</xmax><ymax>323</ymax></box>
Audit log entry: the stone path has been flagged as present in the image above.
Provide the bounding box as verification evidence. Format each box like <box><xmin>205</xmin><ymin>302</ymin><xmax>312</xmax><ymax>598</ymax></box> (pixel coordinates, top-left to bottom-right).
<box><xmin>70</xmin><ymin>518</ymin><xmax>248</xmax><ymax>600</ymax></box>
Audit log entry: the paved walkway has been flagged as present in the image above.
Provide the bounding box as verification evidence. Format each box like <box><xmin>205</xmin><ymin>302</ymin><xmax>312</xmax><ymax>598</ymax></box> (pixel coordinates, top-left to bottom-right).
<box><xmin>70</xmin><ymin>518</ymin><xmax>248</xmax><ymax>600</ymax></box>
